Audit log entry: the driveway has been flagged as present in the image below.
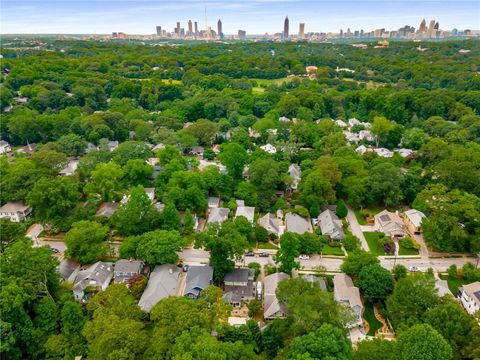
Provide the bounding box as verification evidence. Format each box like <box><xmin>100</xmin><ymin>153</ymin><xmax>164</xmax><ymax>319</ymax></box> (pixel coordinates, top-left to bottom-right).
<box><xmin>346</xmin><ymin>205</ymin><xmax>370</xmax><ymax>252</ymax></box>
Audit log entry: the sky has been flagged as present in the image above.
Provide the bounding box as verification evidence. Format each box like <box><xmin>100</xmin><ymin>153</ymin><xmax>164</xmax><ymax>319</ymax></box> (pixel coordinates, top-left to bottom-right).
<box><xmin>1</xmin><ymin>0</ymin><xmax>479</xmax><ymax>35</ymax></box>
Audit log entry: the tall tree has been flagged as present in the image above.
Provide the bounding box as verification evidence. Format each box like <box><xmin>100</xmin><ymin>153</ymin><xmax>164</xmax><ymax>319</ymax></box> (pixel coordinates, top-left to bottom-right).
<box><xmin>65</xmin><ymin>221</ymin><xmax>109</xmax><ymax>263</ymax></box>
<box><xmin>395</xmin><ymin>324</ymin><xmax>453</xmax><ymax>360</ymax></box>
<box><xmin>218</xmin><ymin>142</ymin><xmax>248</xmax><ymax>179</ymax></box>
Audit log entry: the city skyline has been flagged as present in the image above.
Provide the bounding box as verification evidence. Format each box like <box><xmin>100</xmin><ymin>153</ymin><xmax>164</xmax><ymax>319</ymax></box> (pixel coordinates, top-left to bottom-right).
<box><xmin>2</xmin><ymin>0</ymin><xmax>479</xmax><ymax>34</ymax></box>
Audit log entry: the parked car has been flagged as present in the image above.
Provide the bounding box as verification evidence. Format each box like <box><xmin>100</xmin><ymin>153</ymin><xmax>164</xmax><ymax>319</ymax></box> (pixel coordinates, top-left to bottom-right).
<box><xmin>183</xmin><ymin>264</ymin><xmax>189</xmax><ymax>272</ymax></box>
<box><xmin>244</xmin><ymin>251</ymin><xmax>255</xmax><ymax>257</ymax></box>
<box><xmin>259</xmin><ymin>252</ymin><xmax>269</xmax><ymax>257</ymax></box>
<box><xmin>408</xmin><ymin>266</ymin><xmax>419</xmax><ymax>272</ymax></box>
<box><xmin>299</xmin><ymin>254</ymin><xmax>310</xmax><ymax>260</ymax></box>
<box><xmin>50</xmin><ymin>247</ymin><xmax>60</xmax><ymax>253</ymax></box>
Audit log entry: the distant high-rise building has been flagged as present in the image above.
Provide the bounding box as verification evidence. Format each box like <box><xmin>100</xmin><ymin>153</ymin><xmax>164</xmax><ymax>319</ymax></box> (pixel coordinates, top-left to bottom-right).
<box><xmin>217</xmin><ymin>19</ymin><xmax>223</xmax><ymax>40</ymax></box>
<box><xmin>360</xmin><ymin>29</ymin><xmax>364</xmax><ymax>37</ymax></box>
<box><xmin>299</xmin><ymin>23</ymin><xmax>305</xmax><ymax>38</ymax></box>
<box><xmin>176</xmin><ymin>22</ymin><xmax>181</xmax><ymax>37</ymax></box>
<box><xmin>283</xmin><ymin>16</ymin><xmax>289</xmax><ymax>39</ymax></box>
<box><xmin>434</xmin><ymin>22</ymin><xmax>439</xmax><ymax>30</ymax></box>
<box><xmin>339</xmin><ymin>29</ymin><xmax>343</xmax><ymax>38</ymax></box>
<box><xmin>156</xmin><ymin>26</ymin><xmax>162</xmax><ymax>36</ymax></box>
<box><xmin>194</xmin><ymin>21</ymin><xmax>199</xmax><ymax>38</ymax></box>
<box><xmin>188</xmin><ymin>20</ymin><xmax>193</xmax><ymax>36</ymax></box>
<box><xmin>238</xmin><ymin>29</ymin><xmax>246</xmax><ymax>40</ymax></box>
<box><xmin>419</xmin><ymin>18</ymin><xmax>427</xmax><ymax>32</ymax></box>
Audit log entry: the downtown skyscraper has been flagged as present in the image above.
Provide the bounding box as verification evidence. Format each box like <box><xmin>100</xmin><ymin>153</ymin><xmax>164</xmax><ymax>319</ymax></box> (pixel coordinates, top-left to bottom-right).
<box><xmin>217</xmin><ymin>19</ymin><xmax>223</xmax><ymax>40</ymax></box>
<box><xmin>284</xmin><ymin>16</ymin><xmax>289</xmax><ymax>39</ymax></box>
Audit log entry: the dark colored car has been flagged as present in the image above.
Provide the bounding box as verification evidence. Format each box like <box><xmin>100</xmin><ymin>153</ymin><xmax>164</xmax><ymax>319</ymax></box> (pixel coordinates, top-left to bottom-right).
<box><xmin>259</xmin><ymin>252</ymin><xmax>269</xmax><ymax>257</ymax></box>
<box><xmin>50</xmin><ymin>247</ymin><xmax>60</xmax><ymax>253</ymax></box>
<box><xmin>244</xmin><ymin>251</ymin><xmax>255</xmax><ymax>257</ymax></box>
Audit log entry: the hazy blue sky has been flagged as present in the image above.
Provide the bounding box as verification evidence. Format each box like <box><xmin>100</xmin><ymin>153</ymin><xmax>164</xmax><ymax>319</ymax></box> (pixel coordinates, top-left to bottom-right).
<box><xmin>2</xmin><ymin>0</ymin><xmax>479</xmax><ymax>34</ymax></box>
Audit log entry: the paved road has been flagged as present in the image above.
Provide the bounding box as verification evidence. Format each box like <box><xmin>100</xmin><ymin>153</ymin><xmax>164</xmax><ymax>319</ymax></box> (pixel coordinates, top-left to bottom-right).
<box><xmin>34</xmin><ymin>239</ymin><xmax>66</xmax><ymax>260</ymax></box>
<box><xmin>346</xmin><ymin>205</ymin><xmax>370</xmax><ymax>252</ymax></box>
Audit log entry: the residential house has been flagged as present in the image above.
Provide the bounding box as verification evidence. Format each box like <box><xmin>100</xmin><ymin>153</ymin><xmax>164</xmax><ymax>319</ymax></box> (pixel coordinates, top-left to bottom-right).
<box><xmin>198</xmin><ymin>159</ymin><xmax>227</xmax><ymax>174</ymax></box>
<box><xmin>260</xmin><ymin>144</ymin><xmax>276</xmax><ymax>154</ymax></box>
<box><xmin>145</xmin><ymin>188</ymin><xmax>156</xmax><ymax>202</ymax></box>
<box><xmin>303</xmin><ymin>274</ymin><xmax>327</xmax><ymax>290</ymax></box>
<box><xmin>258</xmin><ymin>213</ymin><xmax>281</xmax><ymax>236</ymax></box>
<box><xmin>288</xmin><ymin>164</ymin><xmax>301</xmax><ymax>191</ymax></box>
<box><xmin>333</xmin><ymin>273</ymin><xmax>363</xmax><ymax>327</ymax></box>
<box><xmin>0</xmin><ymin>140</ymin><xmax>12</xmax><ymax>154</ymax></box>
<box><xmin>138</xmin><ymin>264</ymin><xmax>181</xmax><ymax>312</ymax></box>
<box><xmin>264</xmin><ymin>272</ymin><xmax>289</xmax><ymax>320</ymax></box>
<box><xmin>146</xmin><ymin>157</ymin><xmax>159</xmax><ymax>166</ymax></box>
<box><xmin>0</xmin><ymin>201</ymin><xmax>31</xmax><ymax>222</ymax></box>
<box><xmin>228</xmin><ymin>317</ymin><xmax>248</xmax><ymax>327</ymax></box>
<box><xmin>207</xmin><ymin>207</ymin><xmax>230</xmax><ymax>224</ymax></box>
<box><xmin>95</xmin><ymin>202</ymin><xmax>119</xmax><ymax>218</ymax></box>
<box><xmin>285</xmin><ymin>212</ymin><xmax>312</xmax><ymax>234</ymax></box>
<box><xmin>58</xmin><ymin>259</ymin><xmax>81</xmax><ymax>283</ymax></box>
<box><xmin>84</xmin><ymin>143</ymin><xmax>97</xmax><ymax>154</ymax></box>
<box><xmin>154</xmin><ymin>202</ymin><xmax>165</xmax><ymax>212</ymax></box>
<box><xmin>397</xmin><ymin>148</ymin><xmax>415</xmax><ymax>159</ymax></box>
<box><xmin>248</xmin><ymin>127</ymin><xmax>261</xmax><ymax>138</ymax></box>
<box><xmin>459</xmin><ymin>282</ymin><xmax>480</xmax><ymax>315</ymax></box>
<box><xmin>235</xmin><ymin>206</ymin><xmax>255</xmax><ymax>223</ymax></box>
<box><xmin>183</xmin><ymin>265</ymin><xmax>213</xmax><ymax>299</ymax></box>
<box><xmin>191</xmin><ymin>146</ymin><xmax>204</xmax><ymax>158</ymax></box>
<box><xmin>72</xmin><ymin>262</ymin><xmax>113</xmax><ymax>301</ymax></box>
<box><xmin>373</xmin><ymin>148</ymin><xmax>394</xmax><ymax>158</ymax></box>
<box><xmin>152</xmin><ymin>143</ymin><xmax>165</xmax><ymax>152</ymax></box>
<box><xmin>403</xmin><ymin>209</ymin><xmax>426</xmax><ymax>235</ymax></box>
<box><xmin>26</xmin><ymin>223</ymin><xmax>44</xmax><ymax>244</ymax></box>
<box><xmin>114</xmin><ymin>259</ymin><xmax>144</xmax><ymax>284</ymax></box>
<box><xmin>343</xmin><ymin>131</ymin><xmax>360</xmax><ymax>143</ymax></box>
<box><xmin>348</xmin><ymin>118</ymin><xmax>361</xmax><ymax>127</ymax></box>
<box><xmin>16</xmin><ymin>143</ymin><xmax>37</xmax><ymax>154</ymax></box>
<box><xmin>374</xmin><ymin>210</ymin><xmax>406</xmax><ymax>238</ymax></box>
<box><xmin>279</xmin><ymin>116</ymin><xmax>291</xmax><ymax>122</ymax></box>
<box><xmin>335</xmin><ymin>119</ymin><xmax>348</xmax><ymax>128</ymax></box>
<box><xmin>59</xmin><ymin>159</ymin><xmax>79</xmax><ymax>176</ymax></box>
<box><xmin>107</xmin><ymin>140</ymin><xmax>119</xmax><ymax>152</ymax></box>
<box><xmin>317</xmin><ymin>209</ymin><xmax>345</xmax><ymax>241</ymax></box>
<box><xmin>13</xmin><ymin>96</ymin><xmax>29</xmax><ymax>103</ymax></box>
<box><xmin>359</xmin><ymin>130</ymin><xmax>374</xmax><ymax>142</ymax></box>
<box><xmin>223</xmin><ymin>268</ymin><xmax>256</xmax><ymax>307</ymax></box>
<box><xmin>355</xmin><ymin>145</ymin><xmax>371</xmax><ymax>155</ymax></box>
<box><xmin>208</xmin><ymin>197</ymin><xmax>220</xmax><ymax>208</ymax></box>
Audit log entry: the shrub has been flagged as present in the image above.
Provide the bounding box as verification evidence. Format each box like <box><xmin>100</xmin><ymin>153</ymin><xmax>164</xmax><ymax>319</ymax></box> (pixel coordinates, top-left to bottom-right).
<box><xmin>400</xmin><ymin>236</ymin><xmax>420</xmax><ymax>250</ymax></box>
<box><xmin>335</xmin><ymin>200</ymin><xmax>348</xmax><ymax>218</ymax></box>
<box><xmin>248</xmin><ymin>262</ymin><xmax>261</xmax><ymax>280</ymax></box>
<box><xmin>343</xmin><ymin>234</ymin><xmax>360</xmax><ymax>252</ymax></box>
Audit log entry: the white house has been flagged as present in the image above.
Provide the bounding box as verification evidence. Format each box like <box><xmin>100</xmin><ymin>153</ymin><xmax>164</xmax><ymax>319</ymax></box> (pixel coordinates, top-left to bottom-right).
<box><xmin>0</xmin><ymin>201</ymin><xmax>31</xmax><ymax>222</ymax></box>
<box><xmin>359</xmin><ymin>130</ymin><xmax>374</xmax><ymax>142</ymax></box>
<box><xmin>403</xmin><ymin>209</ymin><xmax>426</xmax><ymax>235</ymax></box>
<box><xmin>343</xmin><ymin>131</ymin><xmax>360</xmax><ymax>143</ymax></box>
<box><xmin>72</xmin><ymin>262</ymin><xmax>113</xmax><ymax>301</ymax></box>
<box><xmin>460</xmin><ymin>282</ymin><xmax>480</xmax><ymax>315</ymax></box>
<box><xmin>373</xmin><ymin>148</ymin><xmax>394</xmax><ymax>158</ymax></box>
<box><xmin>235</xmin><ymin>206</ymin><xmax>255</xmax><ymax>223</ymax></box>
<box><xmin>260</xmin><ymin>144</ymin><xmax>277</xmax><ymax>154</ymax></box>
<box><xmin>335</xmin><ymin>119</ymin><xmax>348</xmax><ymax>128</ymax></box>
<box><xmin>397</xmin><ymin>148</ymin><xmax>415</xmax><ymax>158</ymax></box>
<box><xmin>59</xmin><ymin>159</ymin><xmax>79</xmax><ymax>176</ymax></box>
<box><xmin>0</xmin><ymin>140</ymin><xmax>12</xmax><ymax>154</ymax></box>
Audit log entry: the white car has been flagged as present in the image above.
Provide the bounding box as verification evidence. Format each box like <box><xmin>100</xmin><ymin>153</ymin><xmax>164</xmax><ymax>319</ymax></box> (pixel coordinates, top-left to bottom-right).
<box><xmin>408</xmin><ymin>266</ymin><xmax>419</xmax><ymax>272</ymax></box>
<box><xmin>299</xmin><ymin>254</ymin><xmax>310</xmax><ymax>260</ymax></box>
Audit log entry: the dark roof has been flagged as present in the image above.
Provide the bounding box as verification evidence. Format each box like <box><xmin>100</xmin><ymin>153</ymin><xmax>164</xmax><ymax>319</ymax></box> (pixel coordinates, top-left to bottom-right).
<box><xmin>184</xmin><ymin>265</ymin><xmax>213</xmax><ymax>298</ymax></box>
<box><xmin>224</xmin><ymin>268</ymin><xmax>255</xmax><ymax>283</ymax></box>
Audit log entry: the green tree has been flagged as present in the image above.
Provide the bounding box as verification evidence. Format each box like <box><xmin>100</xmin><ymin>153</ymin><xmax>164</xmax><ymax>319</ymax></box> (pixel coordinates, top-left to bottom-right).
<box><xmin>275</xmin><ymin>232</ymin><xmax>300</xmax><ymax>274</ymax></box>
<box><xmin>336</xmin><ymin>200</ymin><xmax>348</xmax><ymax>218</ymax></box>
<box><xmin>112</xmin><ymin>186</ymin><xmax>161</xmax><ymax>236</ymax></box>
<box><xmin>386</xmin><ymin>273</ymin><xmax>439</xmax><ymax>330</ymax></box>
<box><xmin>122</xmin><ymin>159</ymin><xmax>153</xmax><ymax>187</ymax></box>
<box><xmin>183</xmin><ymin>208</ymin><xmax>195</xmax><ymax>234</ymax></box>
<box><xmin>341</xmin><ymin>250</ymin><xmax>380</xmax><ymax>278</ymax></box>
<box><xmin>84</xmin><ymin>162</ymin><xmax>123</xmax><ymax>202</ymax></box>
<box><xmin>0</xmin><ymin>219</ymin><xmax>24</xmax><ymax>252</ymax></box>
<box><xmin>57</xmin><ymin>134</ymin><xmax>87</xmax><ymax>156</ymax></box>
<box><xmin>358</xmin><ymin>264</ymin><xmax>394</xmax><ymax>302</ymax></box>
<box><xmin>162</xmin><ymin>203</ymin><xmax>181</xmax><ymax>231</ymax></box>
<box><xmin>27</xmin><ymin>176</ymin><xmax>79</xmax><ymax>224</ymax></box>
<box><xmin>133</xmin><ymin>230</ymin><xmax>185</xmax><ymax>266</ymax></box>
<box><xmin>392</xmin><ymin>264</ymin><xmax>407</xmax><ymax>281</ymax></box>
<box><xmin>395</xmin><ymin>324</ymin><xmax>452</xmax><ymax>360</ymax></box>
<box><xmin>218</xmin><ymin>142</ymin><xmax>248</xmax><ymax>179</ymax></box>
<box><xmin>354</xmin><ymin>338</ymin><xmax>396</xmax><ymax>360</ymax></box>
<box><xmin>367</xmin><ymin>163</ymin><xmax>404</xmax><ymax>206</ymax></box>
<box><xmin>287</xmin><ymin>323</ymin><xmax>353</xmax><ymax>360</ymax></box>
<box><xmin>371</xmin><ymin>116</ymin><xmax>394</xmax><ymax>147</ymax></box>
<box><xmin>65</xmin><ymin>221</ymin><xmax>109</xmax><ymax>263</ymax></box>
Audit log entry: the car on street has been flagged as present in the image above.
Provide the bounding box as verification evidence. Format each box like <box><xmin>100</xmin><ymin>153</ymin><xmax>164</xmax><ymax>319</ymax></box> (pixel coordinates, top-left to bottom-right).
<box><xmin>259</xmin><ymin>252</ymin><xmax>269</xmax><ymax>257</ymax></box>
<box><xmin>299</xmin><ymin>254</ymin><xmax>310</xmax><ymax>260</ymax></box>
<box><xmin>245</xmin><ymin>251</ymin><xmax>255</xmax><ymax>257</ymax></box>
<box><xmin>50</xmin><ymin>247</ymin><xmax>60</xmax><ymax>253</ymax></box>
<box><xmin>408</xmin><ymin>266</ymin><xmax>419</xmax><ymax>272</ymax></box>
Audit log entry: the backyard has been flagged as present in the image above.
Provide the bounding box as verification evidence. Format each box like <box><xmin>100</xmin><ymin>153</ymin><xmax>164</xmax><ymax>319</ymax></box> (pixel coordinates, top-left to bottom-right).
<box><xmin>354</xmin><ymin>207</ymin><xmax>385</xmax><ymax>225</ymax></box>
<box><xmin>363</xmin><ymin>301</ymin><xmax>383</xmax><ymax>336</ymax></box>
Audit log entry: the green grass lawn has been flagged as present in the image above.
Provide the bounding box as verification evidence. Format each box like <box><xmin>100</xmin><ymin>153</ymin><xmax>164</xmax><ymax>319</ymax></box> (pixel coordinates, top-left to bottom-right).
<box><xmin>252</xmin><ymin>87</ymin><xmax>265</xmax><ymax>94</ymax></box>
<box><xmin>364</xmin><ymin>232</ymin><xmax>387</xmax><ymax>256</ymax></box>
<box><xmin>354</xmin><ymin>207</ymin><xmax>386</xmax><ymax>225</ymax></box>
<box><xmin>363</xmin><ymin>302</ymin><xmax>383</xmax><ymax>336</ymax></box>
<box><xmin>258</xmin><ymin>242</ymin><xmax>279</xmax><ymax>250</ymax></box>
<box><xmin>321</xmin><ymin>244</ymin><xmax>345</xmax><ymax>256</ymax></box>
<box><xmin>250</xmin><ymin>77</ymin><xmax>294</xmax><ymax>87</ymax></box>
<box><xmin>439</xmin><ymin>275</ymin><xmax>468</xmax><ymax>294</ymax></box>
<box><xmin>398</xmin><ymin>245</ymin><xmax>419</xmax><ymax>256</ymax></box>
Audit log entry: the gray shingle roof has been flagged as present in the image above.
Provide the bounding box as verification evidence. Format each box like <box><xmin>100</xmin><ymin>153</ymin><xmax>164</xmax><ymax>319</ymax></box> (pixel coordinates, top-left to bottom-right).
<box><xmin>285</xmin><ymin>212</ymin><xmax>312</xmax><ymax>234</ymax></box>
<box><xmin>264</xmin><ymin>272</ymin><xmax>289</xmax><ymax>319</ymax></box>
<box><xmin>208</xmin><ymin>207</ymin><xmax>229</xmax><ymax>224</ymax></box>
<box><xmin>184</xmin><ymin>265</ymin><xmax>213</xmax><ymax>298</ymax></box>
<box><xmin>258</xmin><ymin>213</ymin><xmax>281</xmax><ymax>235</ymax></box>
<box><xmin>138</xmin><ymin>264</ymin><xmax>181</xmax><ymax>312</ymax></box>
<box><xmin>73</xmin><ymin>262</ymin><xmax>113</xmax><ymax>292</ymax></box>
<box><xmin>318</xmin><ymin>209</ymin><xmax>345</xmax><ymax>240</ymax></box>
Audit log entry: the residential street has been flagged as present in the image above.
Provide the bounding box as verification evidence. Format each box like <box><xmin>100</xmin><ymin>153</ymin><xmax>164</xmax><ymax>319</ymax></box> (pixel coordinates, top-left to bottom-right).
<box><xmin>346</xmin><ymin>205</ymin><xmax>370</xmax><ymax>251</ymax></box>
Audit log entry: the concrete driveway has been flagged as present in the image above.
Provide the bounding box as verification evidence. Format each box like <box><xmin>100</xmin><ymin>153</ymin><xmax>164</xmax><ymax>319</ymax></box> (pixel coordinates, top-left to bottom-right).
<box><xmin>346</xmin><ymin>205</ymin><xmax>370</xmax><ymax>252</ymax></box>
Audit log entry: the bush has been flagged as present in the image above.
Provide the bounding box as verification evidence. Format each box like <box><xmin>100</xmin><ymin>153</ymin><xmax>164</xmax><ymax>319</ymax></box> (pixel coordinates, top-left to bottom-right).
<box><xmin>335</xmin><ymin>200</ymin><xmax>348</xmax><ymax>218</ymax></box>
<box><xmin>264</xmin><ymin>264</ymin><xmax>278</xmax><ymax>276</ymax></box>
<box><xmin>254</xmin><ymin>226</ymin><xmax>269</xmax><ymax>243</ymax></box>
<box><xmin>447</xmin><ymin>264</ymin><xmax>457</xmax><ymax>279</ymax></box>
<box><xmin>248</xmin><ymin>299</ymin><xmax>262</xmax><ymax>317</ymax></box>
<box><xmin>309</xmin><ymin>203</ymin><xmax>320</xmax><ymax>218</ymax></box>
<box><xmin>343</xmin><ymin>234</ymin><xmax>360</xmax><ymax>252</ymax></box>
<box><xmin>400</xmin><ymin>236</ymin><xmax>420</xmax><ymax>250</ymax></box>
<box><xmin>248</xmin><ymin>262</ymin><xmax>261</xmax><ymax>280</ymax></box>
<box><xmin>461</xmin><ymin>263</ymin><xmax>480</xmax><ymax>282</ymax></box>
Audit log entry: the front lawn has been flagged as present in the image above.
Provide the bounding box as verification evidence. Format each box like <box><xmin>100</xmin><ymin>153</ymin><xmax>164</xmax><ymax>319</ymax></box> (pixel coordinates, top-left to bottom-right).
<box><xmin>398</xmin><ymin>245</ymin><xmax>419</xmax><ymax>256</ymax></box>
<box><xmin>258</xmin><ymin>242</ymin><xmax>279</xmax><ymax>250</ymax></box>
<box><xmin>321</xmin><ymin>244</ymin><xmax>344</xmax><ymax>256</ymax></box>
<box><xmin>439</xmin><ymin>275</ymin><xmax>468</xmax><ymax>294</ymax></box>
<box><xmin>364</xmin><ymin>232</ymin><xmax>388</xmax><ymax>256</ymax></box>
<box><xmin>363</xmin><ymin>301</ymin><xmax>383</xmax><ymax>336</ymax></box>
